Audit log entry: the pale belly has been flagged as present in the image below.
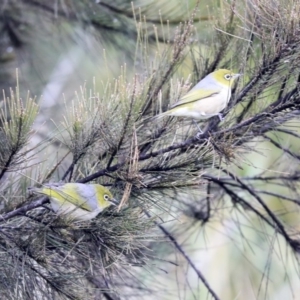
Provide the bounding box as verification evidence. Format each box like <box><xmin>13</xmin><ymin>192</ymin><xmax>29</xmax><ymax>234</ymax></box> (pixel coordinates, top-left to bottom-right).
<box><xmin>167</xmin><ymin>89</ymin><xmax>231</xmax><ymax>120</ymax></box>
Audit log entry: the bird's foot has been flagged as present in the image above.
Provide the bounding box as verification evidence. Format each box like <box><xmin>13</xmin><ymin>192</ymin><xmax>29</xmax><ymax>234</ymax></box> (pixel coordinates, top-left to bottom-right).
<box><xmin>192</xmin><ymin>120</ymin><xmax>207</xmax><ymax>140</ymax></box>
<box><xmin>218</xmin><ymin>113</ymin><xmax>224</xmax><ymax>121</ymax></box>
<box><xmin>195</xmin><ymin>129</ymin><xmax>204</xmax><ymax>140</ymax></box>
<box><xmin>192</xmin><ymin>120</ymin><xmax>203</xmax><ymax>132</ymax></box>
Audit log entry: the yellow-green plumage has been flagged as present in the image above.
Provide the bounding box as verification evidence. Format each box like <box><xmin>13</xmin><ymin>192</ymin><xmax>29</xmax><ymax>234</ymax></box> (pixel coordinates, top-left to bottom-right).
<box><xmin>156</xmin><ymin>69</ymin><xmax>240</xmax><ymax>120</ymax></box>
<box><xmin>33</xmin><ymin>183</ymin><xmax>116</xmax><ymax>221</ymax></box>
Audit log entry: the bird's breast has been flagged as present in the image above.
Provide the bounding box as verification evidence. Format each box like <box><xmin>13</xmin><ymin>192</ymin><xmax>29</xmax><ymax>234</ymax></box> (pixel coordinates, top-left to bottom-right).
<box><xmin>191</xmin><ymin>88</ymin><xmax>231</xmax><ymax>116</ymax></box>
<box><xmin>165</xmin><ymin>87</ymin><xmax>231</xmax><ymax>119</ymax></box>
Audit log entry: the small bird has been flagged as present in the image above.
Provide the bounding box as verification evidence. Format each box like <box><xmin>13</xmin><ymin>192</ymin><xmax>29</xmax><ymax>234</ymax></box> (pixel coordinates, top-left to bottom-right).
<box><xmin>31</xmin><ymin>183</ymin><xmax>117</xmax><ymax>221</ymax></box>
<box><xmin>154</xmin><ymin>69</ymin><xmax>240</xmax><ymax>129</ymax></box>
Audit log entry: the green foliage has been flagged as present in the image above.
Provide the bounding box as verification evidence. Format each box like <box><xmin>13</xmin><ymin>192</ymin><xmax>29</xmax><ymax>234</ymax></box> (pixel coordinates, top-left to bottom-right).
<box><xmin>1</xmin><ymin>0</ymin><xmax>300</xmax><ymax>299</ymax></box>
<box><xmin>0</xmin><ymin>81</ymin><xmax>38</xmax><ymax>180</ymax></box>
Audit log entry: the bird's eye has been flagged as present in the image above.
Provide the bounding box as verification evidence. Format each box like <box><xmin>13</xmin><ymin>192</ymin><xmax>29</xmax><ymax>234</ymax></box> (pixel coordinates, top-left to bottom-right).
<box><xmin>104</xmin><ymin>194</ymin><xmax>110</xmax><ymax>201</ymax></box>
<box><xmin>224</xmin><ymin>74</ymin><xmax>232</xmax><ymax>80</ymax></box>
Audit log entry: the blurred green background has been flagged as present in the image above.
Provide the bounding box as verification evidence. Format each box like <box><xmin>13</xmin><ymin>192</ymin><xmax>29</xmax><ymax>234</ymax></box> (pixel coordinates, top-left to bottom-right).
<box><xmin>1</xmin><ymin>0</ymin><xmax>299</xmax><ymax>299</ymax></box>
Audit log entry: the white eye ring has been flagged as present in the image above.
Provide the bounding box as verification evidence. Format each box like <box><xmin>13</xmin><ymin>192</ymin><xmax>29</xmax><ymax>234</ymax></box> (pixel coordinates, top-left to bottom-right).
<box><xmin>104</xmin><ymin>194</ymin><xmax>110</xmax><ymax>201</ymax></box>
<box><xmin>224</xmin><ymin>74</ymin><xmax>232</xmax><ymax>80</ymax></box>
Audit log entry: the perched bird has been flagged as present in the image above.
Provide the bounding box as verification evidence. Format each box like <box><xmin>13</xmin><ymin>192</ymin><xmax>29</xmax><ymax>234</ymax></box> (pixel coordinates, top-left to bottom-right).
<box><xmin>154</xmin><ymin>69</ymin><xmax>240</xmax><ymax>129</ymax></box>
<box><xmin>31</xmin><ymin>183</ymin><xmax>117</xmax><ymax>221</ymax></box>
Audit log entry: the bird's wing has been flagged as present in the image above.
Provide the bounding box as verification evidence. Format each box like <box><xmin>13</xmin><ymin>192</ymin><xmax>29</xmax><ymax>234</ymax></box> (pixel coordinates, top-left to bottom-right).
<box><xmin>170</xmin><ymin>88</ymin><xmax>221</xmax><ymax>108</ymax></box>
<box><xmin>41</xmin><ymin>184</ymin><xmax>94</xmax><ymax>212</ymax></box>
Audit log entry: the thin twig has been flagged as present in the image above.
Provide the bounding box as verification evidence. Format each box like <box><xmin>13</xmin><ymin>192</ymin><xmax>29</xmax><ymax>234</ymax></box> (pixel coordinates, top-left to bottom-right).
<box><xmin>144</xmin><ymin>210</ymin><xmax>220</xmax><ymax>300</ymax></box>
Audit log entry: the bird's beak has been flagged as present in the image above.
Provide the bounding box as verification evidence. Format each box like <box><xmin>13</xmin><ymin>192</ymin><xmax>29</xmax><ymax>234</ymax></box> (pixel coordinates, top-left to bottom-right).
<box><xmin>109</xmin><ymin>198</ymin><xmax>119</xmax><ymax>206</ymax></box>
<box><xmin>234</xmin><ymin>73</ymin><xmax>242</xmax><ymax>78</ymax></box>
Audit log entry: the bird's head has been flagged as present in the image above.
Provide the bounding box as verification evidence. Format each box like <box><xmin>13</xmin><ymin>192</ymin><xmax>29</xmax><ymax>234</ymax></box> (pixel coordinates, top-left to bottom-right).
<box><xmin>211</xmin><ymin>69</ymin><xmax>241</xmax><ymax>87</ymax></box>
<box><xmin>95</xmin><ymin>185</ymin><xmax>118</xmax><ymax>208</ymax></box>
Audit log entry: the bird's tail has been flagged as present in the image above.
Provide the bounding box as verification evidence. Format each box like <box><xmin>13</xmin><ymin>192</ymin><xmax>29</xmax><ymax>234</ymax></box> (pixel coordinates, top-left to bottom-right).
<box><xmin>28</xmin><ymin>183</ymin><xmax>63</xmax><ymax>196</ymax></box>
<box><xmin>139</xmin><ymin>111</ymin><xmax>169</xmax><ymax>126</ymax></box>
<box><xmin>150</xmin><ymin>111</ymin><xmax>170</xmax><ymax>121</ymax></box>
<box><xmin>27</xmin><ymin>186</ymin><xmax>42</xmax><ymax>196</ymax></box>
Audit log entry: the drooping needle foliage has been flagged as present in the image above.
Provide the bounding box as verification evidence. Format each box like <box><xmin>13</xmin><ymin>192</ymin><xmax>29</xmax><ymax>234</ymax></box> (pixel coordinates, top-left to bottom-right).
<box><xmin>1</xmin><ymin>0</ymin><xmax>300</xmax><ymax>299</ymax></box>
